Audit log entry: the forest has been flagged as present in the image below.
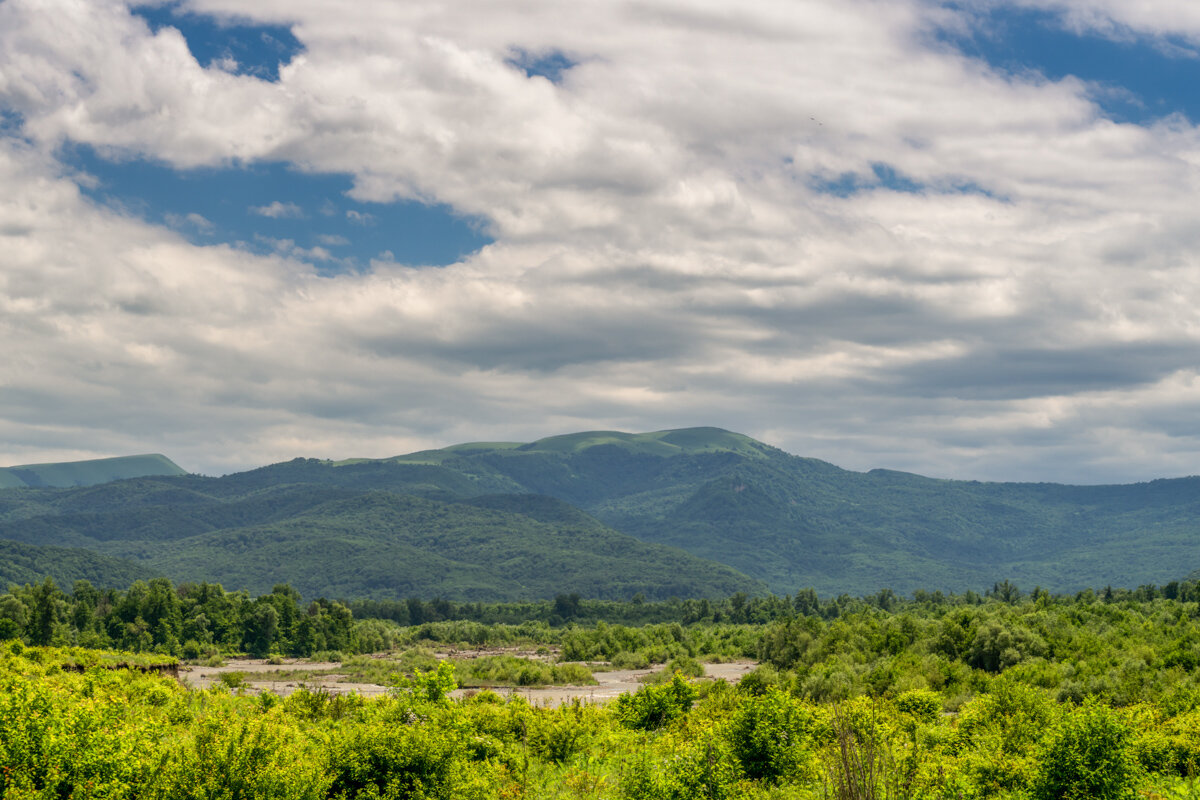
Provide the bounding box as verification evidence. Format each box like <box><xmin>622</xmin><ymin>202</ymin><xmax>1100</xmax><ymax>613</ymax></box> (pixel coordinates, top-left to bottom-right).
<box><xmin>7</xmin><ymin>577</ymin><xmax>1200</xmax><ymax>797</ymax></box>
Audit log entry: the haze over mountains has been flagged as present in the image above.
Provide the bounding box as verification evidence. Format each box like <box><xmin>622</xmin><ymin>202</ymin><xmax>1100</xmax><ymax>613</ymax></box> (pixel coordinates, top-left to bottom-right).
<box><xmin>2</xmin><ymin>427</ymin><xmax>1198</xmax><ymax>599</ymax></box>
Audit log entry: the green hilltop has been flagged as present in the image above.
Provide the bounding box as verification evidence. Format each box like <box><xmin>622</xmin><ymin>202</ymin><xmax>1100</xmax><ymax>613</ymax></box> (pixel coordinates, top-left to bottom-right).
<box><xmin>3</xmin><ymin>427</ymin><xmax>1200</xmax><ymax>598</ymax></box>
<box><xmin>0</xmin><ymin>454</ymin><xmax>186</xmax><ymax>489</ymax></box>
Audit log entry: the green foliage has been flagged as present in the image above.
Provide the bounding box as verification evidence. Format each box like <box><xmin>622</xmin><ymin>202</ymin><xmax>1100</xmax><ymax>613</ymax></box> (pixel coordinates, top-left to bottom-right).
<box><xmin>392</xmin><ymin>660</ymin><xmax>457</xmax><ymax>704</ymax></box>
<box><xmin>895</xmin><ymin>689</ymin><xmax>941</xmax><ymax>723</ymax></box>
<box><xmin>614</xmin><ymin>672</ymin><xmax>698</xmax><ymax>731</ymax></box>
<box><xmin>11</xmin><ymin>606</ymin><xmax>1200</xmax><ymax>800</ymax></box>
<box><xmin>725</xmin><ymin>687</ymin><xmax>818</xmax><ymax>782</ymax></box>
<box><xmin>14</xmin><ymin>426</ymin><xmax>1200</xmax><ymax>601</ymax></box>
<box><xmin>1031</xmin><ymin>700</ymin><xmax>1140</xmax><ymax>800</ymax></box>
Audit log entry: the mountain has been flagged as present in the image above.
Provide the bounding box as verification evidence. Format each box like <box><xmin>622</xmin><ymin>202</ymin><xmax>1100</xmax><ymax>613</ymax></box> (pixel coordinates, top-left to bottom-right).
<box><xmin>365</xmin><ymin>427</ymin><xmax>1200</xmax><ymax>595</ymax></box>
<box><xmin>0</xmin><ymin>466</ymin><xmax>762</xmax><ymax>600</ymax></box>
<box><xmin>0</xmin><ymin>540</ymin><xmax>159</xmax><ymax>590</ymax></box>
<box><xmin>0</xmin><ymin>454</ymin><xmax>187</xmax><ymax>489</ymax></box>
<box><xmin>3</xmin><ymin>427</ymin><xmax>1200</xmax><ymax>598</ymax></box>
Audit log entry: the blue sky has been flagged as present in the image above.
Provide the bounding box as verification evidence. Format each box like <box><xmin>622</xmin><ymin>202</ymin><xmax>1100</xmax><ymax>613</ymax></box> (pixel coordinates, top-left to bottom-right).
<box><xmin>937</xmin><ymin>4</ymin><xmax>1200</xmax><ymax>125</ymax></box>
<box><xmin>67</xmin><ymin>143</ymin><xmax>492</xmax><ymax>271</ymax></box>
<box><xmin>79</xmin><ymin>4</ymin><xmax>1200</xmax><ymax>264</ymax></box>
<box><xmin>65</xmin><ymin>4</ymin><xmax>494</xmax><ymax>271</ymax></box>
<box><xmin>5</xmin><ymin>0</ymin><xmax>1200</xmax><ymax>483</ymax></box>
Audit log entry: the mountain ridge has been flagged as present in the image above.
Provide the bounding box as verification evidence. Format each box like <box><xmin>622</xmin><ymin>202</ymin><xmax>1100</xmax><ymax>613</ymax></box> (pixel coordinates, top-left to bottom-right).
<box><xmin>0</xmin><ymin>454</ymin><xmax>187</xmax><ymax>489</ymax></box>
<box><xmin>3</xmin><ymin>427</ymin><xmax>1200</xmax><ymax>597</ymax></box>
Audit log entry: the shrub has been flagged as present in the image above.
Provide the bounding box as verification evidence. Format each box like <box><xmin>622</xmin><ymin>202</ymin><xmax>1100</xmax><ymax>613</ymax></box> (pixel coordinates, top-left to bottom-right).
<box><xmin>895</xmin><ymin>689</ymin><xmax>941</xmax><ymax>724</ymax></box>
<box><xmin>726</xmin><ymin>687</ymin><xmax>817</xmax><ymax>783</ymax></box>
<box><xmin>615</xmin><ymin>673</ymin><xmax>698</xmax><ymax>731</ymax></box>
<box><xmin>392</xmin><ymin>660</ymin><xmax>457</xmax><ymax>704</ymax></box>
<box><xmin>1030</xmin><ymin>700</ymin><xmax>1140</xmax><ymax>800</ymax></box>
<box><xmin>619</xmin><ymin>732</ymin><xmax>738</xmax><ymax>800</ymax></box>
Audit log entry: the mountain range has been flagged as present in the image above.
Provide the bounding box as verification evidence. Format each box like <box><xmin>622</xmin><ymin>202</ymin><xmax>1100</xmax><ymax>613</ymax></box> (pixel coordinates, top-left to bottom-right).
<box><xmin>2</xmin><ymin>427</ymin><xmax>1198</xmax><ymax>599</ymax></box>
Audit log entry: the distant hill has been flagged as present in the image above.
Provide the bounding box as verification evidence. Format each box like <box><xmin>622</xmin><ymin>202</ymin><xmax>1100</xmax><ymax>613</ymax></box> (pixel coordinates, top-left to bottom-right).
<box><xmin>366</xmin><ymin>427</ymin><xmax>1200</xmax><ymax>595</ymax></box>
<box><xmin>0</xmin><ymin>454</ymin><xmax>186</xmax><ymax>489</ymax></box>
<box><xmin>0</xmin><ymin>540</ymin><xmax>158</xmax><ymax>589</ymax></box>
<box><xmin>3</xmin><ymin>427</ymin><xmax>1200</xmax><ymax>598</ymax></box>
<box><xmin>0</xmin><ymin>463</ymin><xmax>762</xmax><ymax>600</ymax></box>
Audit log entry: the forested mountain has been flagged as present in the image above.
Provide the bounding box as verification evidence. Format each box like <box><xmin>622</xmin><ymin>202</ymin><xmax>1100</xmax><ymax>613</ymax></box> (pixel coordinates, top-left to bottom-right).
<box><xmin>0</xmin><ymin>463</ymin><xmax>762</xmax><ymax>600</ymax></box>
<box><xmin>365</xmin><ymin>427</ymin><xmax>1200</xmax><ymax>595</ymax></box>
<box><xmin>0</xmin><ymin>540</ymin><xmax>158</xmax><ymax>590</ymax></box>
<box><xmin>2</xmin><ymin>427</ymin><xmax>1200</xmax><ymax>598</ymax></box>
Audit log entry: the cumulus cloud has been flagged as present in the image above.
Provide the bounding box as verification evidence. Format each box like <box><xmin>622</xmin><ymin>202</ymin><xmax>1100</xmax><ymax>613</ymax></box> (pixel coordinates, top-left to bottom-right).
<box><xmin>2</xmin><ymin>0</ymin><xmax>1200</xmax><ymax>482</ymax></box>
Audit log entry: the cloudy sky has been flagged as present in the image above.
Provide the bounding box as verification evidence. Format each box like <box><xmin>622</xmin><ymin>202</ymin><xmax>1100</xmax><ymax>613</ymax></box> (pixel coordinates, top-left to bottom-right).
<box><xmin>3</xmin><ymin>0</ymin><xmax>1200</xmax><ymax>482</ymax></box>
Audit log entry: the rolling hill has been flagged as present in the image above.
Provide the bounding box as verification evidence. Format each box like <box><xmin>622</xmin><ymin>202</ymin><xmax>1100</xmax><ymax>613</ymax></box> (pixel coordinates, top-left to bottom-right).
<box><xmin>3</xmin><ymin>427</ymin><xmax>1200</xmax><ymax>598</ymax></box>
<box><xmin>0</xmin><ymin>454</ymin><xmax>187</xmax><ymax>489</ymax></box>
<box><xmin>0</xmin><ymin>539</ymin><xmax>159</xmax><ymax>590</ymax></box>
<box><xmin>0</xmin><ymin>461</ymin><xmax>763</xmax><ymax>600</ymax></box>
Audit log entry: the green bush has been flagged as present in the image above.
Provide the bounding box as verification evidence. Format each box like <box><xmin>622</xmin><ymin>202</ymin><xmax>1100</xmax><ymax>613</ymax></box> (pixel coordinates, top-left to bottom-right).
<box><xmin>1031</xmin><ymin>700</ymin><xmax>1140</xmax><ymax>800</ymax></box>
<box><xmin>725</xmin><ymin>687</ymin><xmax>817</xmax><ymax>783</ymax></box>
<box><xmin>619</xmin><ymin>732</ymin><xmax>738</xmax><ymax>800</ymax></box>
<box><xmin>896</xmin><ymin>689</ymin><xmax>942</xmax><ymax>724</ymax></box>
<box><xmin>615</xmin><ymin>672</ymin><xmax>698</xmax><ymax>731</ymax></box>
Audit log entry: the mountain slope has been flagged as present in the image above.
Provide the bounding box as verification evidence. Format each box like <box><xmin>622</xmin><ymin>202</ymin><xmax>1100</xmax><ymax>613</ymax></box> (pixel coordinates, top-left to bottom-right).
<box><xmin>4</xmin><ymin>427</ymin><xmax>1200</xmax><ymax>598</ymax></box>
<box><xmin>0</xmin><ymin>540</ymin><xmax>159</xmax><ymax>590</ymax></box>
<box><xmin>0</xmin><ymin>454</ymin><xmax>186</xmax><ymax>489</ymax></box>
<box><xmin>0</xmin><ymin>467</ymin><xmax>764</xmax><ymax>600</ymax></box>
<box><xmin>96</xmin><ymin>492</ymin><xmax>760</xmax><ymax>601</ymax></box>
<box><xmin>368</xmin><ymin>428</ymin><xmax>1200</xmax><ymax>595</ymax></box>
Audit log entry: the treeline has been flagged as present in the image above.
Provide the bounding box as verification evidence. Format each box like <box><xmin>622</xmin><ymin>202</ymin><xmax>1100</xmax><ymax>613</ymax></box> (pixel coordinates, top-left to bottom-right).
<box><xmin>349</xmin><ymin>577</ymin><xmax>1200</xmax><ymax>626</ymax></box>
<box><xmin>7</xmin><ymin>572</ymin><xmax>1200</xmax><ymax>663</ymax></box>
<box><xmin>0</xmin><ymin>578</ymin><xmax>373</xmax><ymax>658</ymax></box>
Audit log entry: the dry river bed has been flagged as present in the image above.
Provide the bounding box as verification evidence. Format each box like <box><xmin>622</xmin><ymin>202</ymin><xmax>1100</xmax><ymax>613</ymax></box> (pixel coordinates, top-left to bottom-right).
<box><xmin>181</xmin><ymin>656</ymin><xmax>757</xmax><ymax>707</ymax></box>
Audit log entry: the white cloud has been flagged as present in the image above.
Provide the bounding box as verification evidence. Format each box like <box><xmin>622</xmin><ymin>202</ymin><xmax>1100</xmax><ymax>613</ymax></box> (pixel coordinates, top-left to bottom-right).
<box><xmin>164</xmin><ymin>211</ymin><xmax>214</xmax><ymax>232</ymax></box>
<box><xmin>2</xmin><ymin>0</ymin><xmax>1200</xmax><ymax>482</ymax></box>
<box><xmin>345</xmin><ymin>209</ymin><xmax>374</xmax><ymax>225</ymax></box>
<box><xmin>250</xmin><ymin>200</ymin><xmax>304</xmax><ymax>218</ymax></box>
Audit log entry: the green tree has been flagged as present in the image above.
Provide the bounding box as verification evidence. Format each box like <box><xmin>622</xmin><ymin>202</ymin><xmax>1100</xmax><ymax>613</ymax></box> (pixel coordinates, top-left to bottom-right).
<box><xmin>28</xmin><ymin>577</ymin><xmax>61</xmax><ymax>646</ymax></box>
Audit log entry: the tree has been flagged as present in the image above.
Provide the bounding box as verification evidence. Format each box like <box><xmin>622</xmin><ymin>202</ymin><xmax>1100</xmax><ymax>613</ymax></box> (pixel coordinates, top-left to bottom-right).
<box><xmin>28</xmin><ymin>577</ymin><xmax>61</xmax><ymax>646</ymax></box>
<box><xmin>244</xmin><ymin>603</ymin><xmax>279</xmax><ymax>657</ymax></box>
<box><xmin>554</xmin><ymin>593</ymin><xmax>581</xmax><ymax>620</ymax></box>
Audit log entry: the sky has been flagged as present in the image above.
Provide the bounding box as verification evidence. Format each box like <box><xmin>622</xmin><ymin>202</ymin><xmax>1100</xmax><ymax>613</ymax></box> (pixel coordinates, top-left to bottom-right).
<box><xmin>4</xmin><ymin>0</ymin><xmax>1200</xmax><ymax>483</ymax></box>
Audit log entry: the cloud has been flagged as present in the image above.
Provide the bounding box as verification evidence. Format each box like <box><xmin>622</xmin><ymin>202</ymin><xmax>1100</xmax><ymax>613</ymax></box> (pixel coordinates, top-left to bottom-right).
<box><xmin>164</xmin><ymin>211</ymin><xmax>214</xmax><ymax>232</ymax></box>
<box><xmin>345</xmin><ymin>210</ymin><xmax>374</xmax><ymax>226</ymax></box>
<box><xmin>3</xmin><ymin>0</ymin><xmax>1200</xmax><ymax>483</ymax></box>
<box><xmin>250</xmin><ymin>200</ymin><xmax>304</xmax><ymax>218</ymax></box>
<box><xmin>316</xmin><ymin>233</ymin><xmax>348</xmax><ymax>246</ymax></box>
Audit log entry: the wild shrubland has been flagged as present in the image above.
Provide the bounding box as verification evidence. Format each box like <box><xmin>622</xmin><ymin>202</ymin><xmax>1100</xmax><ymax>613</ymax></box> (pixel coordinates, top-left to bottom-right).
<box><xmin>8</xmin><ymin>581</ymin><xmax>1200</xmax><ymax>797</ymax></box>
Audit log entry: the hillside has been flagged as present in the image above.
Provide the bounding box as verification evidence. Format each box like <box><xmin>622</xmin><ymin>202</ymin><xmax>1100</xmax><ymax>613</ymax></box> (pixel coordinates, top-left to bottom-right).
<box><xmin>0</xmin><ymin>467</ymin><xmax>763</xmax><ymax>600</ymax></box>
<box><xmin>371</xmin><ymin>427</ymin><xmax>1200</xmax><ymax>595</ymax></box>
<box><xmin>3</xmin><ymin>427</ymin><xmax>1200</xmax><ymax>597</ymax></box>
<box><xmin>0</xmin><ymin>540</ymin><xmax>159</xmax><ymax>589</ymax></box>
<box><xmin>0</xmin><ymin>454</ymin><xmax>186</xmax><ymax>489</ymax></box>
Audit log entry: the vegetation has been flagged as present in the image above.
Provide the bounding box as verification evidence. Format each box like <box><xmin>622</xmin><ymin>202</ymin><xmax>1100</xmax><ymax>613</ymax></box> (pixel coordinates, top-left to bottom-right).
<box><xmin>0</xmin><ymin>539</ymin><xmax>157</xmax><ymax>591</ymax></box>
<box><xmin>0</xmin><ymin>479</ymin><xmax>762</xmax><ymax>601</ymax></box>
<box><xmin>6</xmin><ymin>427</ymin><xmax>1200</xmax><ymax>598</ymax></box>
<box><xmin>12</xmin><ymin>582</ymin><xmax>1200</xmax><ymax>798</ymax></box>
